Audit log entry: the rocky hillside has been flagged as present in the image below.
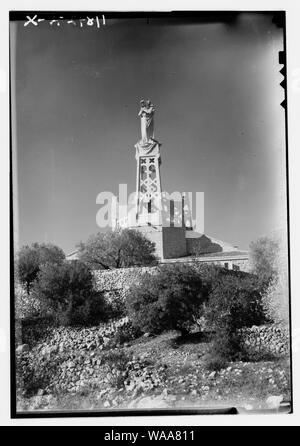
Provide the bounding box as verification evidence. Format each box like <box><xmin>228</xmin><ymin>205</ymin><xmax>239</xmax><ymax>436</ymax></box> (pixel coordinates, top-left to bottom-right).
<box><xmin>16</xmin><ymin>322</ymin><xmax>291</xmax><ymax>413</ymax></box>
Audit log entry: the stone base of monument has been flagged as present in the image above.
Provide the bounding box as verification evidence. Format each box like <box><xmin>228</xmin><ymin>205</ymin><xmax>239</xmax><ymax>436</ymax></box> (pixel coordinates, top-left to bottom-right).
<box><xmin>130</xmin><ymin>224</ymin><xmax>246</xmax><ymax>262</ymax></box>
<box><xmin>130</xmin><ymin>225</ymin><xmax>187</xmax><ymax>260</ymax></box>
<box><xmin>161</xmin><ymin>227</ymin><xmax>187</xmax><ymax>259</ymax></box>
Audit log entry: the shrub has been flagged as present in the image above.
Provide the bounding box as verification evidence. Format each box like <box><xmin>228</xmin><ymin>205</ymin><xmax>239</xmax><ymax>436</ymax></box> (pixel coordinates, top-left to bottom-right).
<box><xmin>103</xmin><ymin>291</ymin><xmax>126</xmax><ymax>320</ymax></box>
<box><xmin>262</xmin><ymin>274</ymin><xmax>289</xmax><ymax>327</ymax></box>
<box><xmin>17</xmin><ymin>243</ymin><xmax>65</xmax><ymax>295</ymax></box>
<box><xmin>249</xmin><ymin>235</ymin><xmax>280</xmax><ymax>285</ymax></box>
<box><xmin>250</xmin><ymin>232</ymin><xmax>290</xmax><ymax>328</ymax></box>
<box><xmin>192</xmin><ymin>263</ymin><xmax>222</xmax><ymax>295</ymax></box>
<box><xmin>205</xmin><ymin>355</ymin><xmax>228</xmax><ymax>372</ymax></box>
<box><xmin>32</xmin><ymin>260</ymin><xmax>106</xmax><ymax>326</ymax></box>
<box><xmin>190</xmin><ymin>264</ymin><xmax>251</xmax><ymax>330</ymax></box>
<box><xmin>126</xmin><ymin>264</ymin><xmax>206</xmax><ymax>336</ymax></box>
<box><xmin>18</xmin><ymin>316</ymin><xmax>54</xmax><ymax>348</ymax></box>
<box><xmin>102</xmin><ymin>349</ymin><xmax>132</xmax><ymax>369</ymax></box>
<box><xmin>113</xmin><ymin>321</ymin><xmax>142</xmax><ymax>345</ymax></box>
<box><xmin>101</xmin><ymin>350</ymin><xmax>132</xmax><ymax>389</ymax></box>
<box><xmin>207</xmin><ymin>274</ymin><xmax>265</xmax><ymax>331</ymax></box>
<box><xmin>205</xmin><ymin>274</ymin><xmax>265</xmax><ymax>361</ymax></box>
<box><xmin>260</xmin><ymin>234</ymin><xmax>289</xmax><ymax>328</ymax></box>
<box><xmin>16</xmin><ymin>350</ymin><xmax>62</xmax><ymax>397</ymax></box>
<box><xmin>207</xmin><ymin>327</ymin><xmax>243</xmax><ymax>366</ymax></box>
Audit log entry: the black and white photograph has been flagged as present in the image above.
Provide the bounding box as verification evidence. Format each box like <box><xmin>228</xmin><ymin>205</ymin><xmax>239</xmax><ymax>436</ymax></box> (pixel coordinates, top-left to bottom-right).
<box><xmin>10</xmin><ymin>10</ymin><xmax>292</xmax><ymax>416</ymax></box>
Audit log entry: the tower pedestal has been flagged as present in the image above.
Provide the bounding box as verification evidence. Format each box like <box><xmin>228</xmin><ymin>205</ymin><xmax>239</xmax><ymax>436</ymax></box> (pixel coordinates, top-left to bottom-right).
<box><xmin>132</xmin><ymin>137</ymin><xmax>187</xmax><ymax>259</ymax></box>
<box><xmin>134</xmin><ymin>139</ymin><xmax>162</xmax><ymax>226</ymax></box>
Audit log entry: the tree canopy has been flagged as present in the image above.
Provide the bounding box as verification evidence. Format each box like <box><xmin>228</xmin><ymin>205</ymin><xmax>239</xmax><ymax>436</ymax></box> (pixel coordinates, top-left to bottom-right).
<box><xmin>17</xmin><ymin>243</ymin><xmax>65</xmax><ymax>294</ymax></box>
<box><xmin>77</xmin><ymin>229</ymin><xmax>158</xmax><ymax>269</ymax></box>
<box><xmin>249</xmin><ymin>233</ymin><xmax>289</xmax><ymax>327</ymax></box>
<box><xmin>249</xmin><ymin>235</ymin><xmax>280</xmax><ymax>284</ymax></box>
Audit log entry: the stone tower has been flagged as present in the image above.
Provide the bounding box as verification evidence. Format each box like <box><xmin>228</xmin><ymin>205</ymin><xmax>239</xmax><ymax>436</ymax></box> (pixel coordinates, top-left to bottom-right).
<box><xmin>134</xmin><ymin>99</ymin><xmax>162</xmax><ymax>226</ymax></box>
<box><xmin>131</xmin><ymin>99</ymin><xmax>187</xmax><ymax>259</ymax></box>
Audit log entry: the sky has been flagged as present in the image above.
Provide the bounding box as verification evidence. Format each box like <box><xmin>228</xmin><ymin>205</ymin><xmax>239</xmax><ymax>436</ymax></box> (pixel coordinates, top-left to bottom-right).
<box><xmin>11</xmin><ymin>12</ymin><xmax>287</xmax><ymax>254</ymax></box>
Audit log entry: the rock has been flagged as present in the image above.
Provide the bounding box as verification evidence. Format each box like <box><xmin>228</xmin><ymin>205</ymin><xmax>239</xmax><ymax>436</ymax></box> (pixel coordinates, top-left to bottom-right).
<box><xmin>16</xmin><ymin>344</ymin><xmax>29</xmax><ymax>354</ymax></box>
<box><xmin>103</xmin><ymin>400</ymin><xmax>111</xmax><ymax>408</ymax></box>
<box><xmin>136</xmin><ymin>395</ymin><xmax>170</xmax><ymax>409</ymax></box>
<box><xmin>49</xmin><ymin>345</ymin><xmax>58</xmax><ymax>355</ymax></box>
<box><xmin>31</xmin><ymin>396</ymin><xmax>43</xmax><ymax>409</ymax></box>
<box><xmin>125</xmin><ymin>381</ymin><xmax>136</xmax><ymax>392</ymax></box>
<box><xmin>166</xmin><ymin>395</ymin><xmax>177</xmax><ymax>402</ymax></box>
<box><xmin>98</xmin><ymin>389</ymin><xmax>108</xmax><ymax>398</ymax></box>
<box><xmin>244</xmin><ymin>404</ymin><xmax>253</xmax><ymax>410</ymax></box>
<box><xmin>143</xmin><ymin>333</ymin><xmax>151</xmax><ymax>338</ymax></box>
<box><xmin>266</xmin><ymin>395</ymin><xmax>283</xmax><ymax>408</ymax></box>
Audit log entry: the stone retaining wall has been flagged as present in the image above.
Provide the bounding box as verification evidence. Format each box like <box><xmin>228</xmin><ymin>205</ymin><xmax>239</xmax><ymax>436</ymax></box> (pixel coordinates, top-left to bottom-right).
<box><xmin>93</xmin><ymin>261</ymin><xmax>250</xmax><ymax>299</ymax></box>
<box><xmin>239</xmin><ymin>325</ymin><xmax>289</xmax><ymax>358</ymax></box>
<box><xmin>94</xmin><ymin>266</ymin><xmax>155</xmax><ymax>299</ymax></box>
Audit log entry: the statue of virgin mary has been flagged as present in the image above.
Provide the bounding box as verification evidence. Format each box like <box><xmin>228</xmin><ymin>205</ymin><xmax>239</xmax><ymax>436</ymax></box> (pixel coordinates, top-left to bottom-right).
<box><xmin>138</xmin><ymin>99</ymin><xmax>155</xmax><ymax>144</ymax></box>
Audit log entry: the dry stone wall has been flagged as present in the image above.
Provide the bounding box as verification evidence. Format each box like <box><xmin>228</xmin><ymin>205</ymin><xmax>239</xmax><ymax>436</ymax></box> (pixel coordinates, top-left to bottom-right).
<box><xmin>239</xmin><ymin>325</ymin><xmax>289</xmax><ymax>358</ymax></box>
<box><xmin>93</xmin><ymin>260</ymin><xmax>249</xmax><ymax>299</ymax></box>
<box><xmin>94</xmin><ymin>266</ymin><xmax>157</xmax><ymax>299</ymax></box>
